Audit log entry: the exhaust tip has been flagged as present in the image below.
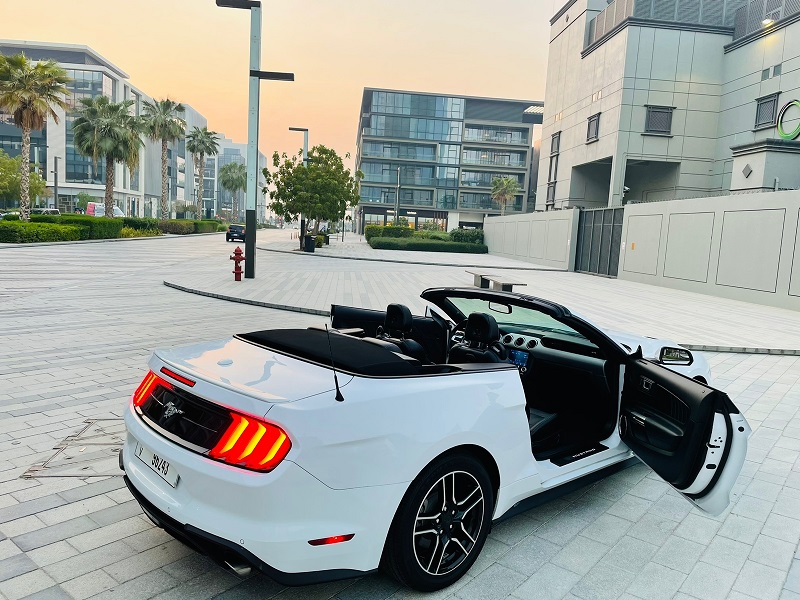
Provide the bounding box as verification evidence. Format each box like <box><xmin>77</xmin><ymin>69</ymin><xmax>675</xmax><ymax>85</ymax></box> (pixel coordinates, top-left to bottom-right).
<box><xmin>224</xmin><ymin>561</ymin><xmax>252</xmax><ymax>577</ymax></box>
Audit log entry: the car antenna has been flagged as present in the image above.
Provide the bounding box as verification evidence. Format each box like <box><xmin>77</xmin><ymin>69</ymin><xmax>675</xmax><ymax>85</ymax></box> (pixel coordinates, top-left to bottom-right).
<box><xmin>324</xmin><ymin>325</ymin><xmax>345</xmax><ymax>402</ymax></box>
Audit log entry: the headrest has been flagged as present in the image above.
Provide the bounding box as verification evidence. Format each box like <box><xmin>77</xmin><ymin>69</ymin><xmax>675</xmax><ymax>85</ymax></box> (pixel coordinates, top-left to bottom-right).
<box><xmin>385</xmin><ymin>303</ymin><xmax>413</xmax><ymax>333</ymax></box>
<box><xmin>465</xmin><ymin>312</ymin><xmax>500</xmax><ymax>344</ymax></box>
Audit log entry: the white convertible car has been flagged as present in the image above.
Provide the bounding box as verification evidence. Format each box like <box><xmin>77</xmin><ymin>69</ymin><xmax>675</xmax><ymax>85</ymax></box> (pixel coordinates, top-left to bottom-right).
<box><xmin>121</xmin><ymin>287</ymin><xmax>749</xmax><ymax>592</ymax></box>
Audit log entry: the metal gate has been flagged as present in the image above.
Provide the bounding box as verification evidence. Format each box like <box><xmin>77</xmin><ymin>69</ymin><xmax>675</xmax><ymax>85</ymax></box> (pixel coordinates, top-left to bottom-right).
<box><xmin>575</xmin><ymin>207</ymin><xmax>624</xmax><ymax>277</ymax></box>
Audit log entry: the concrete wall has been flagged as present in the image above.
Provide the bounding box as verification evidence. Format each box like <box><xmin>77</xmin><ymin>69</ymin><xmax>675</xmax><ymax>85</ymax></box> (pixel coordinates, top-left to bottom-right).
<box><xmin>484</xmin><ymin>209</ymin><xmax>580</xmax><ymax>270</ymax></box>
<box><xmin>618</xmin><ymin>191</ymin><xmax>800</xmax><ymax>310</ymax></box>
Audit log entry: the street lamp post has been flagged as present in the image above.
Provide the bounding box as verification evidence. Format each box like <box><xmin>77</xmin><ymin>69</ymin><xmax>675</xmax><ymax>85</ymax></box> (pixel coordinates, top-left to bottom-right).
<box><xmin>289</xmin><ymin>127</ymin><xmax>308</xmax><ymax>250</ymax></box>
<box><xmin>394</xmin><ymin>166</ymin><xmax>401</xmax><ymax>225</ymax></box>
<box><xmin>216</xmin><ymin>0</ymin><xmax>294</xmax><ymax>278</ymax></box>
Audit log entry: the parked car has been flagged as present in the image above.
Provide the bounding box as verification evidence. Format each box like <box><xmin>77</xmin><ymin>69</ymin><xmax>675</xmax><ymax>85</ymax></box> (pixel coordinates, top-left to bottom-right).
<box><xmin>86</xmin><ymin>202</ymin><xmax>125</xmax><ymax>218</ymax></box>
<box><xmin>226</xmin><ymin>224</ymin><xmax>245</xmax><ymax>242</ymax></box>
<box><xmin>31</xmin><ymin>207</ymin><xmax>61</xmax><ymax>216</ymax></box>
<box><xmin>121</xmin><ymin>287</ymin><xmax>749</xmax><ymax>591</ymax></box>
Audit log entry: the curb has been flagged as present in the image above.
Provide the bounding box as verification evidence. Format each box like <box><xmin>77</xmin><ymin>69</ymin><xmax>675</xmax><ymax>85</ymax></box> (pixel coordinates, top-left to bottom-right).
<box><xmin>0</xmin><ymin>231</ymin><xmax>224</xmax><ymax>249</ymax></box>
<box><xmin>164</xmin><ymin>281</ymin><xmax>800</xmax><ymax>355</ymax></box>
<box><xmin>257</xmin><ymin>246</ymin><xmax>567</xmax><ymax>272</ymax></box>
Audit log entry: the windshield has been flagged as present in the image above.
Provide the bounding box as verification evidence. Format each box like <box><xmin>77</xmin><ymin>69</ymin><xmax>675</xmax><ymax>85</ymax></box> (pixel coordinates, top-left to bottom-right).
<box><xmin>448</xmin><ymin>297</ymin><xmax>588</xmax><ymax>340</ymax></box>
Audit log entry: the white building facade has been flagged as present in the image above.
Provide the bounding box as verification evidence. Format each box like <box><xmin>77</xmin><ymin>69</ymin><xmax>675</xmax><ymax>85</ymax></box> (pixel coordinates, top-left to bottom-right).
<box><xmin>537</xmin><ymin>0</ymin><xmax>800</xmax><ymax>210</ymax></box>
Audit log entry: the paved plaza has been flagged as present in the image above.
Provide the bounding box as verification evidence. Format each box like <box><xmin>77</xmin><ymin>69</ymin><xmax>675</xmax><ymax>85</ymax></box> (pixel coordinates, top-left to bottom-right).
<box><xmin>1</xmin><ymin>231</ymin><xmax>800</xmax><ymax>600</ymax></box>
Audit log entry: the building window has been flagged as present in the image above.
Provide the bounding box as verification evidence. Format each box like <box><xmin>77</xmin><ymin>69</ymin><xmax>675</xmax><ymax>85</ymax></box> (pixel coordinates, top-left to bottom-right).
<box><xmin>550</xmin><ymin>132</ymin><xmax>560</xmax><ymax>155</ymax></box>
<box><xmin>773</xmin><ymin>63</ymin><xmax>782</xmax><ymax>76</ymax></box>
<box><xmin>546</xmin><ymin>182</ymin><xmax>556</xmax><ymax>209</ymax></box>
<box><xmin>548</xmin><ymin>155</ymin><xmax>559</xmax><ymax>182</ymax></box>
<box><xmin>587</xmin><ymin>113</ymin><xmax>600</xmax><ymax>142</ymax></box>
<box><xmin>645</xmin><ymin>106</ymin><xmax>674</xmax><ymax>134</ymax></box>
<box><xmin>755</xmin><ymin>94</ymin><xmax>780</xmax><ymax>129</ymax></box>
<box><xmin>761</xmin><ymin>68</ymin><xmax>770</xmax><ymax>81</ymax></box>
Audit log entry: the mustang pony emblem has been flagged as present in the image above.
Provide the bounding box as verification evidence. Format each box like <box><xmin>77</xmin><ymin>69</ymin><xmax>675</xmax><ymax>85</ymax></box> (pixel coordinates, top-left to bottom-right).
<box><xmin>163</xmin><ymin>402</ymin><xmax>184</xmax><ymax>419</ymax></box>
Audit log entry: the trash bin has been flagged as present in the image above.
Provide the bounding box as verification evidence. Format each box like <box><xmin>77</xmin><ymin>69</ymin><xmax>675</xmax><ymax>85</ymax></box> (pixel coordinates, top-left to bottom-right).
<box><xmin>303</xmin><ymin>234</ymin><xmax>316</xmax><ymax>253</ymax></box>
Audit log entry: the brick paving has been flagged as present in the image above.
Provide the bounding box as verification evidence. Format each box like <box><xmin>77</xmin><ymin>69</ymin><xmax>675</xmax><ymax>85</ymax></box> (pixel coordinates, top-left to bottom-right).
<box><xmin>1</xmin><ymin>232</ymin><xmax>799</xmax><ymax>599</ymax></box>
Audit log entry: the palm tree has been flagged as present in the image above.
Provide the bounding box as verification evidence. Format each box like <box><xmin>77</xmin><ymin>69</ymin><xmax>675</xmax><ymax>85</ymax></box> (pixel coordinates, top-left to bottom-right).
<box><xmin>490</xmin><ymin>176</ymin><xmax>521</xmax><ymax>216</ymax></box>
<box><xmin>142</xmin><ymin>99</ymin><xmax>185</xmax><ymax>220</ymax></box>
<box><xmin>186</xmin><ymin>126</ymin><xmax>220</xmax><ymax>220</ymax></box>
<box><xmin>72</xmin><ymin>96</ymin><xmax>143</xmax><ymax>218</ymax></box>
<box><xmin>219</xmin><ymin>162</ymin><xmax>247</xmax><ymax>223</ymax></box>
<box><xmin>0</xmin><ymin>53</ymin><xmax>70</xmax><ymax>221</ymax></box>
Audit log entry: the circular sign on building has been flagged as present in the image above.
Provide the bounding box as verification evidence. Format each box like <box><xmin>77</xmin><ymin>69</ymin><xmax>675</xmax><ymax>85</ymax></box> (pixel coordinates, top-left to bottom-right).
<box><xmin>777</xmin><ymin>100</ymin><xmax>800</xmax><ymax>140</ymax></box>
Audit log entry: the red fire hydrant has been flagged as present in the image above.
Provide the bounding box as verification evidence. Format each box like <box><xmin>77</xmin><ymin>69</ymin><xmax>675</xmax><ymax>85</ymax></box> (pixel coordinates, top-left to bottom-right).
<box><xmin>230</xmin><ymin>246</ymin><xmax>246</xmax><ymax>281</ymax></box>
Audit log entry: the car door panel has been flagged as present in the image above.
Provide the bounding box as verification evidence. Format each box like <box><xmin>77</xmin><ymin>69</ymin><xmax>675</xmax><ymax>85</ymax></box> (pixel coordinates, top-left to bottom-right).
<box><xmin>621</xmin><ymin>358</ymin><xmax>749</xmax><ymax>515</ymax></box>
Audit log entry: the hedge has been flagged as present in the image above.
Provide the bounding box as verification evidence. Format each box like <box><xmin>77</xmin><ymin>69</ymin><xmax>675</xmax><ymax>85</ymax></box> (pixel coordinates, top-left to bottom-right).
<box><xmin>193</xmin><ymin>220</ymin><xmax>218</xmax><ymax>234</ymax></box>
<box><xmin>413</xmin><ymin>230</ymin><xmax>451</xmax><ymax>241</ymax></box>
<box><xmin>59</xmin><ymin>215</ymin><xmax>123</xmax><ymax>240</ymax></box>
<box><xmin>0</xmin><ymin>221</ymin><xmax>83</xmax><ymax>243</ymax></box>
<box><xmin>2</xmin><ymin>214</ymin><xmax>19</xmax><ymax>221</ymax></box>
<box><xmin>120</xmin><ymin>227</ymin><xmax>161</xmax><ymax>238</ymax></box>
<box><xmin>449</xmin><ymin>228</ymin><xmax>484</xmax><ymax>244</ymax></box>
<box><xmin>158</xmin><ymin>220</ymin><xmax>195</xmax><ymax>235</ymax></box>
<box><xmin>123</xmin><ymin>217</ymin><xmax>160</xmax><ymax>231</ymax></box>
<box><xmin>369</xmin><ymin>237</ymin><xmax>488</xmax><ymax>253</ymax></box>
<box><xmin>364</xmin><ymin>224</ymin><xmax>414</xmax><ymax>240</ymax></box>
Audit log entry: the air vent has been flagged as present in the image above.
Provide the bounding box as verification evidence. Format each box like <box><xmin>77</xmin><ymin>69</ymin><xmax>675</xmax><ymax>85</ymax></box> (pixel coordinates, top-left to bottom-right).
<box><xmin>526</xmin><ymin>339</ymin><xmax>537</xmax><ymax>349</ymax></box>
<box><xmin>515</xmin><ymin>337</ymin><xmax>525</xmax><ymax>347</ymax></box>
<box><xmin>503</xmin><ymin>335</ymin><xmax>513</xmax><ymax>344</ymax></box>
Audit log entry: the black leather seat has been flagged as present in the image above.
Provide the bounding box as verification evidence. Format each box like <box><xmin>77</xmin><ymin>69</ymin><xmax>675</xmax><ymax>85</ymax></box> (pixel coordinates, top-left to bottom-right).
<box><xmin>378</xmin><ymin>304</ymin><xmax>429</xmax><ymax>363</ymax></box>
<box><xmin>448</xmin><ymin>312</ymin><xmax>508</xmax><ymax>363</ymax></box>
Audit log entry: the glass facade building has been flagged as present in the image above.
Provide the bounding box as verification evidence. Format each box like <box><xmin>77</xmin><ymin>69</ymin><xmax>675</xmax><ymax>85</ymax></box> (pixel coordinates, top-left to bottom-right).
<box><xmin>356</xmin><ymin>88</ymin><xmax>542</xmax><ymax>231</ymax></box>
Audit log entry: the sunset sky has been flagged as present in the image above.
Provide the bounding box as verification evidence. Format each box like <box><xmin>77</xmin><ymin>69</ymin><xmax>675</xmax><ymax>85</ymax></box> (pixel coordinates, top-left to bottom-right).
<box><xmin>3</xmin><ymin>0</ymin><xmax>553</xmax><ymax>169</ymax></box>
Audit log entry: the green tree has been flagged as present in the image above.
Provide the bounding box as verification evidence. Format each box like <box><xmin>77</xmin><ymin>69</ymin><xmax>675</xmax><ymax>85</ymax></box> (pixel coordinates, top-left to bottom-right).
<box><xmin>75</xmin><ymin>191</ymin><xmax>95</xmax><ymax>213</ymax></box>
<box><xmin>185</xmin><ymin>126</ymin><xmax>220</xmax><ymax>220</ymax></box>
<box><xmin>219</xmin><ymin>162</ymin><xmax>247</xmax><ymax>223</ymax></box>
<box><xmin>490</xmin><ymin>176</ymin><xmax>521</xmax><ymax>216</ymax></box>
<box><xmin>142</xmin><ymin>99</ymin><xmax>185</xmax><ymax>220</ymax></box>
<box><xmin>71</xmin><ymin>96</ymin><xmax>143</xmax><ymax>218</ymax></box>
<box><xmin>264</xmin><ymin>145</ymin><xmax>362</xmax><ymax>235</ymax></box>
<box><xmin>0</xmin><ymin>53</ymin><xmax>70</xmax><ymax>221</ymax></box>
<box><xmin>0</xmin><ymin>148</ymin><xmax>47</xmax><ymax>210</ymax></box>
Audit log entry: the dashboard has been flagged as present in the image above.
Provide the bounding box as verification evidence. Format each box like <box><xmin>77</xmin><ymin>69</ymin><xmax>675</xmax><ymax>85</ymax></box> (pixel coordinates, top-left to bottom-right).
<box><xmin>501</xmin><ymin>333</ymin><xmax>538</xmax><ymax>370</ymax></box>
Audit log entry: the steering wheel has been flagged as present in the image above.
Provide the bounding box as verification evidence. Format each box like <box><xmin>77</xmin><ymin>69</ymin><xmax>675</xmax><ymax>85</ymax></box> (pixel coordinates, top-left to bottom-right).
<box><xmin>489</xmin><ymin>340</ymin><xmax>509</xmax><ymax>361</ymax></box>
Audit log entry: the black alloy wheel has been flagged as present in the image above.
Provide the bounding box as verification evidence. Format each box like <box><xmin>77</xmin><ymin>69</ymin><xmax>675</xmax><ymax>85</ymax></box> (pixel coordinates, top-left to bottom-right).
<box><xmin>382</xmin><ymin>453</ymin><xmax>493</xmax><ymax>591</ymax></box>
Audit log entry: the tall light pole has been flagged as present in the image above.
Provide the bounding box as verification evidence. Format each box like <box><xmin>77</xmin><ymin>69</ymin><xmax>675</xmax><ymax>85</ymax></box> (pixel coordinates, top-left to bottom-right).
<box><xmin>394</xmin><ymin>166</ymin><xmax>401</xmax><ymax>225</ymax></box>
<box><xmin>289</xmin><ymin>127</ymin><xmax>308</xmax><ymax>249</ymax></box>
<box><xmin>216</xmin><ymin>0</ymin><xmax>294</xmax><ymax>278</ymax></box>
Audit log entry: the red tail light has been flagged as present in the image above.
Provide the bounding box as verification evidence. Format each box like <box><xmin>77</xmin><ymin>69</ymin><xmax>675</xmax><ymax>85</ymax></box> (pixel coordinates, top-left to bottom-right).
<box><xmin>209</xmin><ymin>411</ymin><xmax>291</xmax><ymax>472</ymax></box>
<box><xmin>159</xmin><ymin>367</ymin><xmax>195</xmax><ymax>387</ymax></box>
<box><xmin>133</xmin><ymin>371</ymin><xmax>172</xmax><ymax>407</ymax></box>
<box><xmin>308</xmin><ymin>534</ymin><xmax>355</xmax><ymax>546</ymax></box>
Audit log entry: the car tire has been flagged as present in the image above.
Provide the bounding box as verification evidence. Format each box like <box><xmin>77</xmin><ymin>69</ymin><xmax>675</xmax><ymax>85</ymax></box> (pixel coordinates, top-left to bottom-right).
<box><xmin>382</xmin><ymin>453</ymin><xmax>493</xmax><ymax>592</ymax></box>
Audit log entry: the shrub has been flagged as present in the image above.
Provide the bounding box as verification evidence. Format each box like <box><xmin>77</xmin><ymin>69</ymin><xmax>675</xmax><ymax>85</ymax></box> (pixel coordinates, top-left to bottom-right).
<box><xmin>381</xmin><ymin>225</ymin><xmax>413</xmax><ymax>239</ymax></box>
<box><xmin>158</xmin><ymin>220</ymin><xmax>195</xmax><ymax>235</ymax></box>
<box><xmin>315</xmin><ymin>234</ymin><xmax>325</xmax><ymax>248</ymax></box>
<box><xmin>120</xmin><ymin>227</ymin><xmax>161</xmax><ymax>238</ymax></box>
<box><xmin>217</xmin><ymin>224</ymin><xmax>228</xmax><ymax>232</ymax></box>
<box><xmin>2</xmin><ymin>214</ymin><xmax>20</xmax><ymax>221</ymax></box>
<box><xmin>0</xmin><ymin>221</ymin><xmax>83</xmax><ymax>243</ymax></box>
<box><xmin>413</xmin><ymin>230</ymin><xmax>451</xmax><ymax>241</ymax></box>
<box><xmin>450</xmin><ymin>228</ymin><xmax>484</xmax><ymax>245</ymax></box>
<box><xmin>419</xmin><ymin>220</ymin><xmax>443</xmax><ymax>231</ymax></box>
<box><xmin>193</xmin><ymin>220</ymin><xmax>218</xmax><ymax>234</ymax></box>
<box><xmin>63</xmin><ymin>215</ymin><xmax>122</xmax><ymax>240</ymax></box>
<box><xmin>368</xmin><ymin>237</ymin><xmax>488</xmax><ymax>253</ymax></box>
<box><xmin>123</xmin><ymin>217</ymin><xmax>160</xmax><ymax>231</ymax></box>
<box><xmin>364</xmin><ymin>224</ymin><xmax>384</xmax><ymax>241</ymax></box>
<box><xmin>29</xmin><ymin>214</ymin><xmax>62</xmax><ymax>224</ymax></box>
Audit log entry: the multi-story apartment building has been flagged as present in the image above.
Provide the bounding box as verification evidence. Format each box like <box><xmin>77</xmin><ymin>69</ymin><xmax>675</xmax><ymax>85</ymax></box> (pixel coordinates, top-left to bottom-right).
<box><xmin>355</xmin><ymin>88</ymin><xmax>543</xmax><ymax>231</ymax></box>
<box><xmin>0</xmin><ymin>40</ymin><xmax>265</xmax><ymax>220</ymax></box>
<box><xmin>202</xmin><ymin>137</ymin><xmax>267</xmax><ymax>222</ymax></box>
<box><xmin>537</xmin><ymin>0</ymin><xmax>800</xmax><ymax>210</ymax></box>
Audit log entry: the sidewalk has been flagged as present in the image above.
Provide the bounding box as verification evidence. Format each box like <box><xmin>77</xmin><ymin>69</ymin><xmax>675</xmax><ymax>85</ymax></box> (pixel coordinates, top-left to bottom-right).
<box><xmin>166</xmin><ymin>230</ymin><xmax>800</xmax><ymax>352</ymax></box>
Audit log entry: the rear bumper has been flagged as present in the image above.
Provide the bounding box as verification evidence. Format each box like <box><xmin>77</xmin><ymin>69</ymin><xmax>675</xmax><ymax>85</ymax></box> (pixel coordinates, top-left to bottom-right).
<box><xmin>122</xmin><ymin>467</ymin><xmax>369</xmax><ymax>586</ymax></box>
<box><xmin>121</xmin><ymin>404</ymin><xmax>403</xmax><ymax>583</ymax></box>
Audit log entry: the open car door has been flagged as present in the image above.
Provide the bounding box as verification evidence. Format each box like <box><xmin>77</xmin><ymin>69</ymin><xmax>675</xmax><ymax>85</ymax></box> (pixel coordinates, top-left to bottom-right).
<box><xmin>620</xmin><ymin>357</ymin><xmax>750</xmax><ymax>516</ymax></box>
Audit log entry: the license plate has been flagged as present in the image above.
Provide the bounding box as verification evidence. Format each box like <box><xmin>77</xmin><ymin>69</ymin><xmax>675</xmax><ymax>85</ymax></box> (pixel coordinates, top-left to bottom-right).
<box><xmin>135</xmin><ymin>441</ymin><xmax>179</xmax><ymax>488</ymax></box>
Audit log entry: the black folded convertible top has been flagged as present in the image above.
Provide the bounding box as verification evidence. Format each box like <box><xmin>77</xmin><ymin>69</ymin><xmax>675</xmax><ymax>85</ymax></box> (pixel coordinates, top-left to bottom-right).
<box><xmin>235</xmin><ymin>328</ymin><xmax>419</xmax><ymax>377</ymax></box>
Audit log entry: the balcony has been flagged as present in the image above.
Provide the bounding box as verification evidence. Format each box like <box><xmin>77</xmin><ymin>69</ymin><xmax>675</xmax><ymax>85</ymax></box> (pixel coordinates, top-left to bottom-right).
<box><xmin>462</xmin><ymin>132</ymin><xmax>529</xmax><ymax>145</ymax></box>
<box><xmin>461</xmin><ymin>157</ymin><xmax>527</xmax><ymax>168</ymax></box>
<box><xmin>361</xmin><ymin>149</ymin><xmax>436</xmax><ymax>162</ymax></box>
<box><xmin>459</xmin><ymin>194</ymin><xmax>523</xmax><ymax>212</ymax></box>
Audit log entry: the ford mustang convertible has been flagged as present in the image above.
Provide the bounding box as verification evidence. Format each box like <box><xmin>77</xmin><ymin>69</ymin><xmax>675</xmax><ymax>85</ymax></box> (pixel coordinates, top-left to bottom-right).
<box><xmin>121</xmin><ymin>287</ymin><xmax>749</xmax><ymax>592</ymax></box>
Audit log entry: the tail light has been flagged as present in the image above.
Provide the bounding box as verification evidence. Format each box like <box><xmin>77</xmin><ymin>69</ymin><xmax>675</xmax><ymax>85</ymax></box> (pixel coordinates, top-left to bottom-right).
<box><xmin>133</xmin><ymin>371</ymin><xmax>172</xmax><ymax>407</ymax></box>
<box><xmin>209</xmin><ymin>411</ymin><xmax>291</xmax><ymax>472</ymax></box>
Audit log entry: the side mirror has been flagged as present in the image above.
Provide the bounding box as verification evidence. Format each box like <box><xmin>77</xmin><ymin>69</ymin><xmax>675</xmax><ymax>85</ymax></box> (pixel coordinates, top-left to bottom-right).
<box><xmin>659</xmin><ymin>347</ymin><xmax>693</xmax><ymax>366</ymax></box>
